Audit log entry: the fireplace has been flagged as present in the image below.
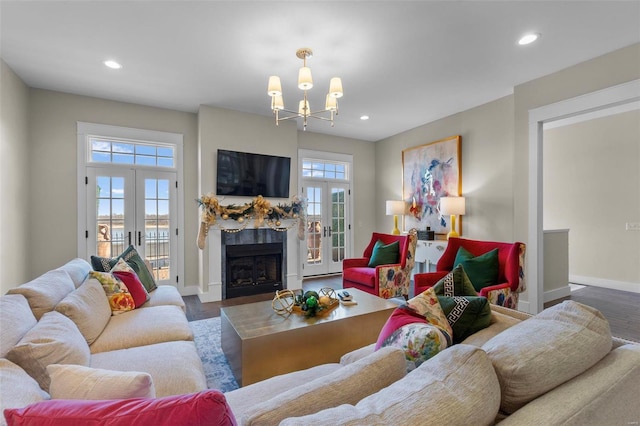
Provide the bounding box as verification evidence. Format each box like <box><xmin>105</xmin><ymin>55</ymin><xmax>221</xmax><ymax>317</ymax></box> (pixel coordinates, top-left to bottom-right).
<box><xmin>221</xmin><ymin>229</ymin><xmax>286</xmax><ymax>299</ymax></box>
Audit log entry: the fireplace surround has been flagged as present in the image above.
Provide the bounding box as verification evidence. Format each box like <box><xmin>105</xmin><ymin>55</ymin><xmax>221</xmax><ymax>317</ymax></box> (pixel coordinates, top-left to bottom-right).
<box><xmin>221</xmin><ymin>229</ymin><xmax>286</xmax><ymax>299</ymax></box>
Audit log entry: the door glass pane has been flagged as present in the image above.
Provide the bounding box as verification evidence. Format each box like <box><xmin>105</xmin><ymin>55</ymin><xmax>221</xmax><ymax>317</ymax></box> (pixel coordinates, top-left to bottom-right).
<box><xmin>331</xmin><ymin>187</ymin><xmax>346</xmax><ymax>262</ymax></box>
<box><xmin>306</xmin><ymin>186</ymin><xmax>323</xmax><ymax>265</ymax></box>
<box><xmin>145</xmin><ymin>178</ymin><xmax>171</xmax><ymax>282</ymax></box>
<box><xmin>95</xmin><ymin>176</ymin><xmax>126</xmax><ymax>258</ymax></box>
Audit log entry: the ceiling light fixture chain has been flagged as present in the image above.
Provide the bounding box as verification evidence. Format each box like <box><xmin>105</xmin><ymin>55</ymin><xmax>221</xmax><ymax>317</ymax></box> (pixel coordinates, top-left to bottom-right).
<box><xmin>267</xmin><ymin>47</ymin><xmax>343</xmax><ymax>130</ymax></box>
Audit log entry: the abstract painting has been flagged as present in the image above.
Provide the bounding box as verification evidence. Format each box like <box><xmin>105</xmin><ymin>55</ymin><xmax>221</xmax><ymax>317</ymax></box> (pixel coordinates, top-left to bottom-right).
<box><xmin>402</xmin><ymin>135</ymin><xmax>461</xmax><ymax>236</ymax></box>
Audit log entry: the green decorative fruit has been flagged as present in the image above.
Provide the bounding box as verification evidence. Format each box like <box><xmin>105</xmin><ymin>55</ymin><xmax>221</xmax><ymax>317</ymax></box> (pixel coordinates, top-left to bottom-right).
<box><xmin>303</xmin><ymin>291</ymin><xmax>319</xmax><ymax>301</ymax></box>
<box><xmin>305</xmin><ymin>295</ymin><xmax>318</xmax><ymax>308</ymax></box>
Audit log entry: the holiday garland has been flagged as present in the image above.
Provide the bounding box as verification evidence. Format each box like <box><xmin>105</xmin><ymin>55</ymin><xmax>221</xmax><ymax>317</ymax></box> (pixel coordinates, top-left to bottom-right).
<box><xmin>196</xmin><ymin>194</ymin><xmax>306</xmax><ymax>249</ymax></box>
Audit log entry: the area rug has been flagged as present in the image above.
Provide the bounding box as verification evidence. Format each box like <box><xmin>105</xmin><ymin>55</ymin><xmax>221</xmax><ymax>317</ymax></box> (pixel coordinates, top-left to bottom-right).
<box><xmin>189</xmin><ymin>317</ymin><xmax>239</xmax><ymax>393</ymax></box>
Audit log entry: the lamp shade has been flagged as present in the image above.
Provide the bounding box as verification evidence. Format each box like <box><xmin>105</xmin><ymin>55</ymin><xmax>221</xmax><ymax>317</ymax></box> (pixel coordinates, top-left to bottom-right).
<box><xmin>329</xmin><ymin>77</ymin><xmax>343</xmax><ymax>98</ymax></box>
<box><xmin>272</xmin><ymin>95</ymin><xmax>284</xmax><ymax>110</ymax></box>
<box><xmin>298</xmin><ymin>67</ymin><xmax>313</xmax><ymax>90</ymax></box>
<box><xmin>267</xmin><ymin>76</ymin><xmax>282</xmax><ymax>96</ymax></box>
<box><xmin>325</xmin><ymin>94</ymin><xmax>337</xmax><ymax>111</ymax></box>
<box><xmin>298</xmin><ymin>100</ymin><xmax>310</xmax><ymax>116</ymax></box>
<box><xmin>386</xmin><ymin>200</ymin><xmax>405</xmax><ymax>215</ymax></box>
<box><xmin>440</xmin><ymin>197</ymin><xmax>466</xmax><ymax>215</ymax></box>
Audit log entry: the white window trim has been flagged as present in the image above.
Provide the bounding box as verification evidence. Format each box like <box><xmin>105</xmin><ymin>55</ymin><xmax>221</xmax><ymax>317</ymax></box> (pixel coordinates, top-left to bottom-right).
<box><xmin>77</xmin><ymin>122</ymin><xmax>184</xmax><ymax>290</ymax></box>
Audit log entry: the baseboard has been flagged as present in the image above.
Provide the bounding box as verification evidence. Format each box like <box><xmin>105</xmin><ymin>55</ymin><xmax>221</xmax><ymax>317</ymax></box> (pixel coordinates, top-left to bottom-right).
<box><xmin>544</xmin><ymin>285</ymin><xmax>571</xmax><ymax>303</ymax></box>
<box><xmin>179</xmin><ymin>284</ymin><xmax>200</xmax><ymax>297</ymax></box>
<box><xmin>197</xmin><ymin>281</ymin><xmax>222</xmax><ymax>303</ymax></box>
<box><xmin>570</xmin><ymin>275</ymin><xmax>640</xmax><ymax>294</ymax></box>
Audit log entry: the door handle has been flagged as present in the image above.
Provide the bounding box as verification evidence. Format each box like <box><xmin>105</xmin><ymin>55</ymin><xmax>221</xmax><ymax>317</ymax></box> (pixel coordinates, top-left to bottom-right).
<box><xmin>328</xmin><ymin>226</ymin><xmax>332</xmax><ymax>236</ymax></box>
<box><xmin>323</xmin><ymin>227</ymin><xmax>327</xmax><ymax>237</ymax></box>
<box><xmin>128</xmin><ymin>232</ymin><xmax>132</xmax><ymax>246</ymax></box>
<box><xmin>138</xmin><ymin>231</ymin><xmax>142</xmax><ymax>246</ymax></box>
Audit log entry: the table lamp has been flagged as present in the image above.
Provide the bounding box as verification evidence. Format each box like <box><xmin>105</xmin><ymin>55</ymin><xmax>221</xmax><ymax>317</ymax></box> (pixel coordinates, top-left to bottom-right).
<box><xmin>440</xmin><ymin>196</ymin><xmax>465</xmax><ymax>240</ymax></box>
<box><xmin>386</xmin><ymin>200</ymin><xmax>405</xmax><ymax>235</ymax></box>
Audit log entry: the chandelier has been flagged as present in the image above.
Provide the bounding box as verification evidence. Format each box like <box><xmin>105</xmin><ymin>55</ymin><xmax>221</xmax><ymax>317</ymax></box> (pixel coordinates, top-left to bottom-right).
<box><xmin>267</xmin><ymin>48</ymin><xmax>343</xmax><ymax>130</ymax></box>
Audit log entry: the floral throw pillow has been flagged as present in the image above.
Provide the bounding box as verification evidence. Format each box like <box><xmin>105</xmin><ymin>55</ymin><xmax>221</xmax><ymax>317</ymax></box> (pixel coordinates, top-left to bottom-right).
<box><xmin>406</xmin><ymin>287</ymin><xmax>454</xmax><ymax>339</ymax></box>
<box><xmin>89</xmin><ymin>271</ymin><xmax>135</xmax><ymax>315</ymax></box>
<box><xmin>376</xmin><ymin>305</ymin><xmax>450</xmax><ymax>371</ymax></box>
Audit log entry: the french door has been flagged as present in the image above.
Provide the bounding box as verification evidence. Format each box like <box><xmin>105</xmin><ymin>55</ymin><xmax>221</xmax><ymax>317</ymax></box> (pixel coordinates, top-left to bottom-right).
<box><xmin>301</xmin><ymin>181</ymin><xmax>350</xmax><ymax>276</ymax></box>
<box><xmin>85</xmin><ymin>167</ymin><xmax>178</xmax><ymax>286</ymax></box>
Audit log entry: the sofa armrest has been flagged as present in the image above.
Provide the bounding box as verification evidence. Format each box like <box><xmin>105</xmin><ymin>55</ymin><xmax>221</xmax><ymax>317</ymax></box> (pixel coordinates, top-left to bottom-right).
<box><xmin>478</xmin><ymin>282</ymin><xmax>510</xmax><ymax>297</ymax></box>
<box><xmin>414</xmin><ymin>271</ymin><xmax>449</xmax><ymax>294</ymax></box>
<box><xmin>343</xmin><ymin>258</ymin><xmax>369</xmax><ymax>269</ymax></box>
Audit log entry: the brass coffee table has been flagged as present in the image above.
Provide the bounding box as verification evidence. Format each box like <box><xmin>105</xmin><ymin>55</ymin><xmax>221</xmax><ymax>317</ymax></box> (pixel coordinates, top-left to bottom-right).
<box><xmin>221</xmin><ymin>288</ymin><xmax>397</xmax><ymax>386</ymax></box>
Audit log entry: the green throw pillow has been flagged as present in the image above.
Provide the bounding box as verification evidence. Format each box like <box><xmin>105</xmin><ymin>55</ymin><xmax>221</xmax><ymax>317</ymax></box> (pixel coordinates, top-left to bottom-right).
<box><xmin>368</xmin><ymin>240</ymin><xmax>400</xmax><ymax>268</ymax></box>
<box><xmin>91</xmin><ymin>245</ymin><xmax>157</xmax><ymax>292</ymax></box>
<box><xmin>432</xmin><ymin>264</ymin><xmax>477</xmax><ymax>297</ymax></box>
<box><xmin>437</xmin><ymin>296</ymin><xmax>491</xmax><ymax>344</ymax></box>
<box><xmin>453</xmin><ymin>247</ymin><xmax>499</xmax><ymax>292</ymax></box>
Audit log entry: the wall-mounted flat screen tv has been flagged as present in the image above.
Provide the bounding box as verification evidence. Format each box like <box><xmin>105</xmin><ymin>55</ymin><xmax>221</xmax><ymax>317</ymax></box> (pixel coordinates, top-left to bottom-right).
<box><xmin>216</xmin><ymin>149</ymin><xmax>291</xmax><ymax>198</ymax></box>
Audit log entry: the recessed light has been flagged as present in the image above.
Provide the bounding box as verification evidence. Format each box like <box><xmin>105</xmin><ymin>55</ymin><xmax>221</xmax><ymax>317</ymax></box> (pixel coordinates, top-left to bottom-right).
<box><xmin>104</xmin><ymin>60</ymin><xmax>122</xmax><ymax>69</ymax></box>
<box><xmin>360</xmin><ymin>115</ymin><xmax>370</xmax><ymax>120</ymax></box>
<box><xmin>518</xmin><ymin>33</ymin><xmax>540</xmax><ymax>46</ymax></box>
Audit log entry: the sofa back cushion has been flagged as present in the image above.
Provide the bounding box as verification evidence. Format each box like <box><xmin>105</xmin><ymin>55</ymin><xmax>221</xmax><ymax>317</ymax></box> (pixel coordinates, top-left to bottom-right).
<box><xmin>279</xmin><ymin>344</ymin><xmax>501</xmax><ymax>426</ymax></box>
<box><xmin>482</xmin><ymin>300</ymin><xmax>612</xmax><ymax>414</ymax></box>
<box><xmin>239</xmin><ymin>346</ymin><xmax>406</xmax><ymax>425</ymax></box>
<box><xmin>0</xmin><ymin>359</ymin><xmax>49</xmax><ymax>419</ymax></box>
<box><xmin>54</xmin><ymin>277</ymin><xmax>111</xmax><ymax>345</ymax></box>
<box><xmin>6</xmin><ymin>269</ymin><xmax>75</xmax><ymax>320</ymax></box>
<box><xmin>6</xmin><ymin>311</ymin><xmax>91</xmax><ymax>392</ymax></box>
<box><xmin>56</xmin><ymin>258</ymin><xmax>92</xmax><ymax>289</ymax></box>
<box><xmin>0</xmin><ymin>294</ymin><xmax>37</xmax><ymax>358</ymax></box>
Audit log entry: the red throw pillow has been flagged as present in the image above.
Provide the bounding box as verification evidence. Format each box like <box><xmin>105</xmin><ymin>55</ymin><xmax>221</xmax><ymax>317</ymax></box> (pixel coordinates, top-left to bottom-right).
<box><xmin>3</xmin><ymin>390</ymin><xmax>237</xmax><ymax>426</ymax></box>
<box><xmin>375</xmin><ymin>306</ymin><xmax>428</xmax><ymax>350</ymax></box>
<box><xmin>112</xmin><ymin>271</ymin><xmax>149</xmax><ymax>308</ymax></box>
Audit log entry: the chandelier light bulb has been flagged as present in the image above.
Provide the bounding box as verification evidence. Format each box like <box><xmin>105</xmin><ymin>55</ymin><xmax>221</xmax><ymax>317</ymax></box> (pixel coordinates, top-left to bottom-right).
<box><xmin>267</xmin><ymin>76</ymin><xmax>282</xmax><ymax>96</ymax></box>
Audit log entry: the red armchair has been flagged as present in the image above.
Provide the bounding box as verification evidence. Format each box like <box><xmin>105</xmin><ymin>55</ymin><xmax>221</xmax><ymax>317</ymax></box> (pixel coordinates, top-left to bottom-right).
<box><xmin>414</xmin><ymin>237</ymin><xmax>526</xmax><ymax>308</ymax></box>
<box><xmin>343</xmin><ymin>229</ymin><xmax>417</xmax><ymax>299</ymax></box>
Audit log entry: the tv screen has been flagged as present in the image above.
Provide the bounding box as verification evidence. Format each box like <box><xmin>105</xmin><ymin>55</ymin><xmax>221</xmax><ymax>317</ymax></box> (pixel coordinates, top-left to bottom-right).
<box><xmin>216</xmin><ymin>150</ymin><xmax>291</xmax><ymax>198</ymax></box>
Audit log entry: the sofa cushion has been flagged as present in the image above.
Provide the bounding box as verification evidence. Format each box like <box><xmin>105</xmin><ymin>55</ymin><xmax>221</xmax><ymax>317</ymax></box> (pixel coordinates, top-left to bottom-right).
<box><xmin>3</xmin><ymin>390</ymin><xmax>236</xmax><ymax>426</ymax></box>
<box><xmin>432</xmin><ymin>264</ymin><xmax>478</xmax><ymax>296</ymax></box>
<box><xmin>438</xmin><ymin>295</ymin><xmax>491</xmax><ymax>344</ymax></box>
<box><xmin>236</xmin><ymin>346</ymin><xmax>406</xmax><ymax>426</ymax></box>
<box><xmin>406</xmin><ymin>287</ymin><xmax>454</xmax><ymax>338</ymax></box>
<box><xmin>482</xmin><ymin>300</ymin><xmax>612</xmax><ymax>414</ymax></box>
<box><xmin>6</xmin><ymin>311</ymin><xmax>90</xmax><ymax>392</ymax></box>
<box><xmin>47</xmin><ymin>364</ymin><xmax>155</xmax><ymax>400</ymax></box>
<box><xmin>91</xmin><ymin>245</ymin><xmax>157</xmax><ymax>292</ymax></box>
<box><xmin>499</xmin><ymin>344</ymin><xmax>640</xmax><ymax>426</ymax></box>
<box><xmin>111</xmin><ymin>260</ymin><xmax>149</xmax><ymax>307</ymax></box>
<box><xmin>90</xmin><ymin>271</ymin><xmax>136</xmax><ymax>314</ymax></box>
<box><xmin>454</xmin><ymin>247</ymin><xmax>499</xmax><ymax>291</ymax></box>
<box><xmin>56</xmin><ymin>258</ymin><xmax>92</xmax><ymax>289</ymax></box>
<box><xmin>0</xmin><ymin>359</ymin><xmax>49</xmax><ymax>420</ymax></box>
<box><xmin>90</xmin><ymin>340</ymin><xmax>207</xmax><ymax>397</ymax></box>
<box><xmin>280</xmin><ymin>344</ymin><xmax>501</xmax><ymax>426</ymax></box>
<box><xmin>89</xmin><ymin>305</ymin><xmax>193</xmax><ymax>354</ymax></box>
<box><xmin>6</xmin><ymin>269</ymin><xmax>75</xmax><ymax>320</ymax></box>
<box><xmin>0</xmin><ymin>294</ymin><xmax>37</xmax><ymax>358</ymax></box>
<box><xmin>143</xmin><ymin>285</ymin><xmax>186</xmax><ymax>311</ymax></box>
<box><xmin>368</xmin><ymin>240</ymin><xmax>399</xmax><ymax>267</ymax></box>
<box><xmin>54</xmin><ymin>277</ymin><xmax>111</xmax><ymax>345</ymax></box>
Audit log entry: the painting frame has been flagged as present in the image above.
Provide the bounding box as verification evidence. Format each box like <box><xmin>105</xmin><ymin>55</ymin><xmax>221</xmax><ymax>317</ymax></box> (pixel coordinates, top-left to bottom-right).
<box><xmin>402</xmin><ymin>135</ymin><xmax>462</xmax><ymax>237</ymax></box>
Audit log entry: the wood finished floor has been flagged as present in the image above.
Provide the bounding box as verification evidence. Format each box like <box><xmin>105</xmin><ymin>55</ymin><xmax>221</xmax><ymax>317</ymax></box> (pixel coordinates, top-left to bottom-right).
<box><xmin>183</xmin><ymin>276</ymin><xmax>640</xmax><ymax>342</ymax></box>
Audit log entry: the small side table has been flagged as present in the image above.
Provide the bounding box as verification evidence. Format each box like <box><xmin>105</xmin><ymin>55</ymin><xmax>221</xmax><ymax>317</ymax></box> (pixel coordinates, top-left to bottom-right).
<box><xmin>413</xmin><ymin>240</ymin><xmax>448</xmax><ymax>277</ymax></box>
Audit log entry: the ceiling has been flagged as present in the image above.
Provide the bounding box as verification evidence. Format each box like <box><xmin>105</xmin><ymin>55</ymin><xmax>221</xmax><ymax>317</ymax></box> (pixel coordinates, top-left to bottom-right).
<box><xmin>1</xmin><ymin>1</ymin><xmax>639</xmax><ymax>142</ymax></box>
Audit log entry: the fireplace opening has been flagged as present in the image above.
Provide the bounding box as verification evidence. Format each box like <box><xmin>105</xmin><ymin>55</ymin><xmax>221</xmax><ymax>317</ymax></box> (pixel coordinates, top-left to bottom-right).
<box><xmin>225</xmin><ymin>242</ymin><xmax>283</xmax><ymax>299</ymax></box>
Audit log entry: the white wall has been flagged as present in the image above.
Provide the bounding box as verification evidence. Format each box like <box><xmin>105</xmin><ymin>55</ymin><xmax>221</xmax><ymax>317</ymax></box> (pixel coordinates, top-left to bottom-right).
<box><xmin>26</xmin><ymin>89</ymin><xmax>199</xmax><ymax>285</ymax></box>
<box><xmin>0</xmin><ymin>60</ymin><xmax>30</xmax><ymax>294</ymax></box>
<box><xmin>544</xmin><ymin>110</ymin><xmax>640</xmax><ymax>290</ymax></box>
<box><xmin>375</xmin><ymin>95</ymin><xmax>516</xmax><ymax>243</ymax></box>
<box><xmin>514</xmin><ymin>43</ymin><xmax>640</xmax><ymax>304</ymax></box>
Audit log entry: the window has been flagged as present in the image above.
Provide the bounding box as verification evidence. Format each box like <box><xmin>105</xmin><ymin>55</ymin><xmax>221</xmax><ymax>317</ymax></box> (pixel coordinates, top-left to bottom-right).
<box><xmin>89</xmin><ymin>138</ymin><xmax>175</xmax><ymax>168</ymax></box>
<box><xmin>301</xmin><ymin>160</ymin><xmax>348</xmax><ymax>180</ymax></box>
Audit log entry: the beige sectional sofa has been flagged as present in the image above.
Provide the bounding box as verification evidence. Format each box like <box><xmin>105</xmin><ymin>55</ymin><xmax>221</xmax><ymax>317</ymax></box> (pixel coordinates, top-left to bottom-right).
<box><xmin>1</xmin><ymin>258</ymin><xmax>207</xmax><ymax>424</ymax></box>
<box><xmin>225</xmin><ymin>302</ymin><xmax>640</xmax><ymax>425</ymax></box>
<box><xmin>2</xmin><ymin>258</ymin><xmax>639</xmax><ymax>425</ymax></box>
